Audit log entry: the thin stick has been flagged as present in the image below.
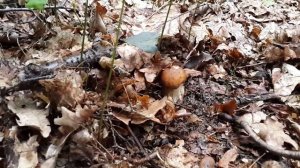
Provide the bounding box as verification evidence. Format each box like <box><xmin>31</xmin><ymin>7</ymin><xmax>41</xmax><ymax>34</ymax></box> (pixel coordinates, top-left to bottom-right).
<box><xmin>130</xmin><ymin>151</ymin><xmax>159</xmax><ymax>164</ymax></box>
<box><xmin>103</xmin><ymin>0</ymin><xmax>125</xmax><ymax>106</ymax></box>
<box><xmin>249</xmin><ymin>153</ymin><xmax>266</xmax><ymax>168</ymax></box>
<box><xmin>80</xmin><ymin>0</ymin><xmax>89</xmax><ymax>61</ymax></box>
<box><xmin>159</xmin><ymin>0</ymin><xmax>173</xmax><ymax>48</ymax></box>
<box><xmin>222</xmin><ymin>114</ymin><xmax>300</xmax><ymax>159</ymax></box>
<box><xmin>127</xmin><ymin>124</ymin><xmax>146</xmax><ymax>154</ymax></box>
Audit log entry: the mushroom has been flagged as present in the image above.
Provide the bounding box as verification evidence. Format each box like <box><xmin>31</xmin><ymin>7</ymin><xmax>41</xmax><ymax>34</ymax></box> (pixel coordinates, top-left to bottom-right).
<box><xmin>161</xmin><ymin>66</ymin><xmax>187</xmax><ymax>103</ymax></box>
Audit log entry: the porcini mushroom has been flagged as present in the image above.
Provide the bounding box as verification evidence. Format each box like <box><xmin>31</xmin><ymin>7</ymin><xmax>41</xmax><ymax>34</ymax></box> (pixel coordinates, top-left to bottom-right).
<box><xmin>161</xmin><ymin>66</ymin><xmax>187</xmax><ymax>103</ymax></box>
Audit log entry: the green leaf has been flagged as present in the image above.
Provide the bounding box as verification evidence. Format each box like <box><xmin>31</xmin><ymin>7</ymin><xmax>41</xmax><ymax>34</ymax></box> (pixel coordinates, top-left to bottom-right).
<box><xmin>262</xmin><ymin>0</ymin><xmax>275</xmax><ymax>7</ymax></box>
<box><xmin>125</xmin><ymin>32</ymin><xmax>159</xmax><ymax>53</ymax></box>
<box><xmin>25</xmin><ymin>0</ymin><xmax>48</xmax><ymax>11</ymax></box>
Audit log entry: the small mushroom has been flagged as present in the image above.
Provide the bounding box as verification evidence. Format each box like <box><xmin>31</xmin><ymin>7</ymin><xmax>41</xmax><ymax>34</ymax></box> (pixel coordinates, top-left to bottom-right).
<box><xmin>161</xmin><ymin>66</ymin><xmax>187</xmax><ymax>103</ymax></box>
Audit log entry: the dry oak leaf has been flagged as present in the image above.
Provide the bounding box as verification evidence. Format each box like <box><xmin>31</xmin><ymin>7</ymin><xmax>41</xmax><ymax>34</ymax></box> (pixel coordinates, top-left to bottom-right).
<box><xmin>164</xmin><ymin>140</ymin><xmax>200</xmax><ymax>168</ymax></box>
<box><xmin>14</xmin><ymin>135</ymin><xmax>39</xmax><ymax>168</ymax></box>
<box><xmin>39</xmin><ymin>70</ymin><xmax>85</xmax><ymax>107</ymax></box>
<box><xmin>239</xmin><ymin>112</ymin><xmax>299</xmax><ymax>150</ymax></box>
<box><xmin>55</xmin><ymin>105</ymin><xmax>96</xmax><ymax>133</ymax></box>
<box><xmin>218</xmin><ymin>147</ymin><xmax>238</xmax><ymax>168</ymax></box>
<box><xmin>117</xmin><ymin>45</ymin><xmax>145</xmax><ymax>72</ymax></box>
<box><xmin>112</xmin><ymin>96</ymin><xmax>182</xmax><ymax>124</ymax></box>
<box><xmin>272</xmin><ymin>63</ymin><xmax>300</xmax><ymax>96</ymax></box>
<box><xmin>7</xmin><ymin>96</ymin><xmax>51</xmax><ymax>138</ymax></box>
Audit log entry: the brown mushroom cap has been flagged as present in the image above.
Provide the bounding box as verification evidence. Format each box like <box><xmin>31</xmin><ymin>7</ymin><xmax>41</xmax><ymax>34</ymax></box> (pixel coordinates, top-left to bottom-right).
<box><xmin>161</xmin><ymin>66</ymin><xmax>187</xmax><ymax>89</ymax></box>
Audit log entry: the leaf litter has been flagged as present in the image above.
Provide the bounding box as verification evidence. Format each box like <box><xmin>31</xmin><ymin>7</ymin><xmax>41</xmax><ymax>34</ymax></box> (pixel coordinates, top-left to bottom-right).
<box><xmin>1</xmin><ymin>0</ymin><xmax>300</xmax><ymax>167</ymax></box>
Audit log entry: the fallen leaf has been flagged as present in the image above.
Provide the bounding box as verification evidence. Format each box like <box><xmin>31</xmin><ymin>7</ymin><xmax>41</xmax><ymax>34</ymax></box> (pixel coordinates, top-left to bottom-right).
<box><xmin>218</xmin><ymin>147</ymin><xmax>238</xmax><ymax>168</ymax></box>
<box><xmin>41</xmin><ymin>131</ymin><xmax>73</xmax><ymax>168</ymax></box>
<box><xmin>14</xmin><ymin>136</ymin><xmax>39</xmax><ymax>168</ymax></box>
<box><xmin>164</xmin><ymin>140</ymin><xmax>200</xmax><ymax>168</ymax></box>
<box><xmin>214</xmin><ymin>100</ymin><xmax>237</xmax><ymax>115</ymax></box>
<box><xmin>261</xmin><ymin>160</ymin><xmax>282</xmax><ymax>168</ymax></box>
<box><xmin>54</xmin><ymin>105</ymin><xmax>96</xmax><ymax>133</ymax></box>
<box><xmin>272</xmin><ymin>63</ymin><xmax>300</xmax><ymax>96</ymax></box>
<box><xmin>239</xmin><ymin>112</ymin><xmax>299</xmax><ymax>150</ymax></box>
<box><xmin>7</xmin><ymin>96</ymin><xmax>51</xmax><ymax>138</ymax></box>
<box><xmin>39</xmin><ymin>70</ymin><xmax>85</xmax><ymax>107</ymax></box>
<box><xmin>117</xmin><ymin>45</ymin><xmax>144</xmax><ymax>72</ymax></box>
<box><xmin>199</xmin><ymin>155</ymin><xmax>215</xmax><ymax>168</ymax></box>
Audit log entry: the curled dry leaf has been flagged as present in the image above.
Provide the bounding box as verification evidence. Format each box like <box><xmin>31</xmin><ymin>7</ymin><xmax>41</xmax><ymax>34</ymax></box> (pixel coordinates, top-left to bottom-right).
<box><xmin>218</xmin><ymin>147</ymin><xmax>238</xmax><ymax>168</ymax></box>
<box><xmin>184</xmin><ymin>68</ymin><xmax>202</xmax><ymax>77</ymax></box>
<box><xmin>261</xmin><ymin>160</ymin><xmax>283</xmax><ymax>168</ymax></box>
<box><xmin>214</xmin><ymin>99</ymin><xmax>237</xmax><ymax>115</ymax></box>
<box><xmin>0</xmin><ymin>60</ymin><xmax>17</xmax><ymax>87</ymax></box>
<box><xmin>99</xmin><ymin>56</ymin><xmax>130</xmax><ymax>76</ymax></box>
<box><xmin>199</xmin><ymin>156</ymin><xmax>215</xmax><ymax>168</ymax></box>
<box><xmin>41</xmin><ymin>131</ymin><xmax>73</xmax><ymax>168</ymax></box>
<box><xmin>207</xmin><ymin>64</ymin><xmax>227</xmax><ymax>79</ymax></box>
<box><xmin>272</xmin><ymin>63</ymin><xmax>300</xmax><ymax>96</ymax></box>
<box><xmin>55</xmin><ymin>105</ymin><xmax>97</xmax><ymax>133</ymax></box>
<box><xmin>281</xmin><ymin>95</ymin><xmax>300</xmax><ymax>109</ymax></box>
<box><xmin>117</xmin><ymin>44</ymin><xmax>144</xmax><ymax>72</ymax></box>
<box><xmin>139</xmin><ymin>67</ymin><xmax>160</xmax><ymax>82</ymax></box>
<box><xmin>134</xmin><ymin>70</ymin><xmax>146</xmax><ymax>91</ymax></box>
<box><xmin>90</xmin><ymin>2</ymin><xmax>107</xmax><ymax>34</ymax></box>
<box><xmin>134</xmin><ymin>4</ymin><xmax>181</xmax><ymax>35</ymax></box>
<box><xmin>237</xmin><ymin>111</ymin><xmax>267</xmax><ymax>125</ymax></box>
<box><xmin>7</xmin><ymin>96</ymin><xmax>51</xmax><ymax>138</ymax></box>
<box><xmin>111</xmin><ymin>96</ymin><xmax>185</xmax><ymax>125</ymax></box>
<box><xmin>14</xmin><ymin>136</ymin><xmax>39</xmax><ymax>168</ymax></box>
<box><xmin>39</xmin><ymin>70</ymin><xmax>85</xmax><ymax>107</ymax></box>
<box><xmin>239</xmin><ymin>112</ymin><xmax>299</xmax><ymax>150</ymax></box>
<box><xmin>163</xmin><ymin>140</ymin><xmax>200</xmax><ymax>168</ymax></box>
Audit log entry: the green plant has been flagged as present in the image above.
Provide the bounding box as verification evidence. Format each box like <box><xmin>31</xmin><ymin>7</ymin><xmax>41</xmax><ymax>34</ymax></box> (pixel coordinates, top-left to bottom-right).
<box><xmin>25</xmin><ymin>0</ymin><xmax>48</xmax><ymax>10</ymax></box>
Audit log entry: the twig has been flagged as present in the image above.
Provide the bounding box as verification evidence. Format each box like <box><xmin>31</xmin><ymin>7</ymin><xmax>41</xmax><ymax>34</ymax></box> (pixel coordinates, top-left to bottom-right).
<box><xmin>129</xmin><ymin>151</ymin><xmax>159</xmax><ymax>165</ymax></box>
<box><xmin>236</xmin><ymin>62</ymin><xmax>267</xmax><ymax>69</ymax></box>
<box><xmin>93</xmin><ymin>136</ymin><xmax>114</xmax><ymax>160</ymax></box>
<box><xmin>185</xmin><ymin>41</ymin><xmax>199</xmax><ymax>60</ymax></box>
<box><xmin>127</xmin><ymin>124</ymin><xmax>146</xmax><ymax>154</ymax></box>
<box><xmin>222</xmin><ymin>114</ymin><xmax>300</xmax><ymax>160</ymax></box>
<box><xmin>249</xmin><ymin>153</ymin><xmax>266</xmax><ymax>168</ymax></box>
<box><xmin>159</xmin><ymin>0</ymin><xmax>173</xmax><ymax>48</ymax></box>
<box><xmin>80</xmin><ymin>0</ymin><xmax>89</xmax><ymax>61</ymax></box>
<box><xmin>146</xmin><ymin>3</ymin><xmax>169</xmax><ymax>21</ymax></box>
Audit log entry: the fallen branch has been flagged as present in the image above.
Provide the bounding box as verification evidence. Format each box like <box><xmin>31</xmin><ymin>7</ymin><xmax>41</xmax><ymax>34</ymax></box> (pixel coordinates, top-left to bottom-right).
<box><xmin>128</xmin><ymin>151</ymin><xmax>159</xmax><ymax>165</ymax></box>
<box><xmin>221</xmin><ymin>113</ymin><xmax>300</xmax><ymax>160</ymax></box>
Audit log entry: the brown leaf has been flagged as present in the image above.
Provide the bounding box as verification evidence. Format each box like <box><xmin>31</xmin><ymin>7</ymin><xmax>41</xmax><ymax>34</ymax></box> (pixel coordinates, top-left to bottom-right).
<box><xmin>95</xmin><ymin>2</ymin><xmax>107</xmax><ymax>17</ymax></box>
<box><xmin>134</xmin><ymin>70</ymin><xmax>146</xmax><ymax>92</ymax></box>
<box><xmin>164</xmin><ymin>140</ymin><xmax>200</xmax><ymax>168</ymax></box>
<box><xmin>272</xmin><ymin>63</ymin><xmax>300</xmax><ymax>96</ymax></box>
<box><xmin>227</xmin><ymin>48</ymin><xmax>244</xmax><ymax>60</ymax></box>
<box><xmin>214</xmin><ymin>100</ymin><xmax>237</xmax><ymax>115</ymax></box>
<box><xmin>283</xmin><ymin>45</ymin><xmax>297</xmax><ymax>61</ymax></box>
<box><xmin>250</xmin><ymin>25</ymin><xmax>262</xmax><ymax>39</ymax></box>
<box><xmin>218</xmin><ymin>148</ymin><xmax>238</xmax><ymax>168</ymax></box>
<box><xmin>39</xmin><ymin>70</ymin><xmax>85</xmax><ymax>107</ymax></box>
<box><xmin>199</xmin><ymin>156</ymin><xmax>215</xmax><ymax>168</ymax></box>
<box><xmin>263</xmin><ymin>46</ymin><xmax>283</xmax><ymax>63</ymax></box>
<box><xmin>7</xmin><ymin>96</ymin><xmax>51</xmax><ymax>138</ymax></box>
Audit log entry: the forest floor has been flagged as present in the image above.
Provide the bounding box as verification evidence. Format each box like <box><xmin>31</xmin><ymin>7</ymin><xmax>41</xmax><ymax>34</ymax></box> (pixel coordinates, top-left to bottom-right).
<box><xmin>1</xmin><ymin>0</ymin><xmax>300</xmax><ymax>167</ymax></box>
